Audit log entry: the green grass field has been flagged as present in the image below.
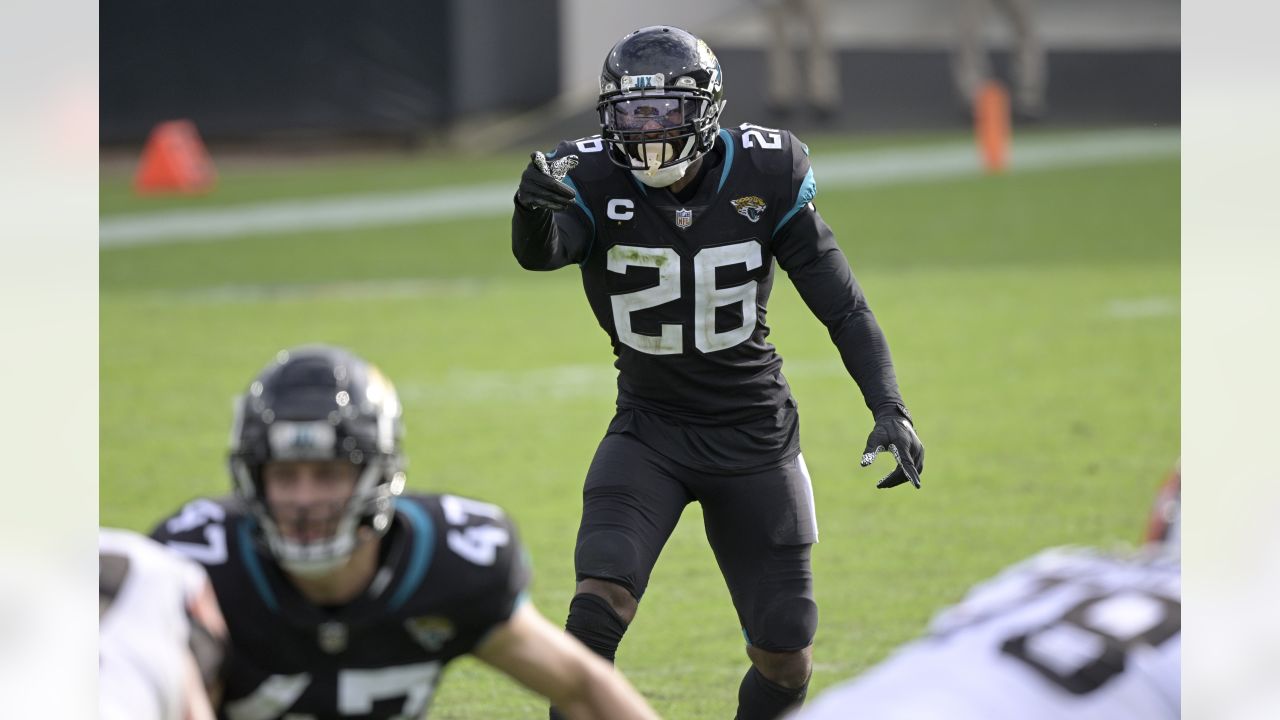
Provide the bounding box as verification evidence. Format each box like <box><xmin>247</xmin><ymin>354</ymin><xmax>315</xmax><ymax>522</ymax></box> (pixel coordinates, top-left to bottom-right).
<box><xmin>100</xmin><ymin>129</ymin><xmax>1179</xmax><ymax>718</ymax></box>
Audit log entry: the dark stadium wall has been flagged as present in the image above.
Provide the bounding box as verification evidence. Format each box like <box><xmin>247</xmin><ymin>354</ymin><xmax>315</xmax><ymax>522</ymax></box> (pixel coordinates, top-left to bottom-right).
<box><xmin>100</xmin><ymin>0</ymin><xmax>560</xmax><ymax>146</ymax></box>
<box><xmin>449</xmin><ymin>0</ymin><xmax>561</xmax><ymax>119</ymax></box>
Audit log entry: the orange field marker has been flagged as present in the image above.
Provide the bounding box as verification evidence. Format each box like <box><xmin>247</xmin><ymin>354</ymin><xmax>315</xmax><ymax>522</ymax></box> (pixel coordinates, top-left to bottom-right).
<box><xmin>974</xmin><ymin>80</ymin><xmax>1010</xmax><ymax>174</ymax></box>
<box><xmin>135</xmin><ymin>119</ymin><xmax>216</xmax><ymax>194</ymax></box>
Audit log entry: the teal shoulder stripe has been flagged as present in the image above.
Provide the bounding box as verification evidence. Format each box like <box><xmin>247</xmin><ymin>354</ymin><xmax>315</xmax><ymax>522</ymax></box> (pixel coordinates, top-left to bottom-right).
<box><xmin>238</xmin><ymin>519</ymin><xmax>279</xmax><ymax>613</ymax></box>
<box><xmin>560</xmin><ymin>176</ymin><xmax>595</xmax><ymax>231</ymax></box>
<box><xmin>561</xmin><ymin>176</ymin><xmax>596</xmax><ymax>267</ymax></box>
<box><xmin>717</xmin><ymin>128</ymin><xmax>735</xmax><ymax>193</ymax></box>
<box><xmin>773</xmin><ymin>166</ymin><xmax>816</xmax><ymax>236</ymax></box>
<box><xmin>388</xmin><ymin>500</ymin><xmax>437</xmax><ymax>612</ymax></box>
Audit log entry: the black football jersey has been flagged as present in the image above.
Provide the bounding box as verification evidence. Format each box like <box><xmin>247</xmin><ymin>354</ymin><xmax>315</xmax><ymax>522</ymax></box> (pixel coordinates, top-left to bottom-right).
<box><xmin>152</xmin><ymin>493</ymin><xmax>529</xmax><ymax>719</ymax></box>
<box><xmin>513</xmin><ymin>124</ymin><xmax>905</xmax><ymax>470</ymax></box>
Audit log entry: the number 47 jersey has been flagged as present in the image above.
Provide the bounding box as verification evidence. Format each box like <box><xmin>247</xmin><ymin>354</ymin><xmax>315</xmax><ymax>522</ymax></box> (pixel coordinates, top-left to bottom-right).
<box><xmin>526</xmin><ymin>124</ymin><xmax>899</xmax><ymax>427</ymax></box>
<box><xmin>793</xmin><ymin>547</ymin><xmax>1181</xmax><ymax>720</ymax></box>
<box><xmin>151</xmin><ymin>492</ymin><xmax>530</xmax><ymax>720</ymax></box>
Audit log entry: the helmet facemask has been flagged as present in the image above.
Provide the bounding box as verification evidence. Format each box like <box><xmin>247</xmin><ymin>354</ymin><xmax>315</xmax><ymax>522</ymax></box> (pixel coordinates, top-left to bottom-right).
<box><xmin>228</xmin><ymin>347</ymin><xmax>406</xmax><ymax>577</ymax></box>
<box><xmin>598</xmin><ymin>91</ymin><xmax>722</xmax><ymax>187</ymax></box>
<box><xmin>232</xmin><ymin>452</ymin><xmax>404</xmax><ymax>577</ymax></box>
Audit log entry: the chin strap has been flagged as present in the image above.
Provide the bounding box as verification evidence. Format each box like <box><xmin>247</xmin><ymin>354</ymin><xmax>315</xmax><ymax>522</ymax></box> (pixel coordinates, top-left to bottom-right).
<box><xmin>631</xmin><ymin>139</ymin><xmax>695</xmax><ymax>188</ymax></box>
<box><xmin>633</xmin><ymin>160</ymin><xmax>690</xmax><ymax>188</ymax></box>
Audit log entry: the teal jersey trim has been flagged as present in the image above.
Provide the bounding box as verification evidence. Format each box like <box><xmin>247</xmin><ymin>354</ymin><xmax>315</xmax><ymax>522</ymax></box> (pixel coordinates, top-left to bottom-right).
<box><xmin>561</xmin><ymin>176</ymin><xmax>595</xmax><ymax>231</ymax></box>
<box><xmin>561</xmin><ymin>175</ymin><xmax>596</xmax><ymax>267</ymax></box>
<box><xmin>238</xmin><ymin>519</ymin><xmax>279</xmax><ymax>613</ymax></box>
<box><xmin>387</xmin><ymin>501</ymin><xmax>437</xmax><ymax>612</ymax></box>
<box><xmin>773</xmin><ymin>166</ymin><xmax>816</xmax><ymax>236</ymax></box>
<box><xmin>717</xmin><ymin>128</ymin><xmax>735</xmax><ymax>193</ymax></box>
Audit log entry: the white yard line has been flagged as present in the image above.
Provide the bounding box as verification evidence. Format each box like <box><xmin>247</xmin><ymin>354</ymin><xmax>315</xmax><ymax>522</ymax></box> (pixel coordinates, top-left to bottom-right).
<box><xmin>1106</xmin><ymin>296</ymin><xmax>1180</xmax><ymax>318</ymax></box>
<box><xmin>399</xmin><ymin>365</ymin><xmax>617</xmax><ymax>404</ymax></box>
<box><xmin>153</xmin><ymin>277</ymin><xmax>490</xmax><ymax>305</ymax></box>
<box><xmin>100</xmin><ymin>128</ymin><xmax>1178</xmax><ymax>248</ymax></box>
<box><xmin>816</xmin><ymin>127</ymin><xmax>1178</xmax><ymax>186</ymax></box>
<box><xmin>99</xmin><ymin>182</ymin><xmax>517</xmax><ymax>247</ymax></box>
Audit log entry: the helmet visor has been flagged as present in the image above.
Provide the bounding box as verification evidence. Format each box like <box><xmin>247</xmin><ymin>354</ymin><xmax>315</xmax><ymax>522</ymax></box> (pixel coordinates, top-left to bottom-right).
<box><xmin>603</xmin><ymin>95</ymin><xmax>710</xmax><ymax>133</ymax></box>
<box><xmin>599</xmin><ymin>94</ymin><xmax>710</xmax><ymax>170</ymax></box>
<box><xmin>607</xmin><ymin>97</ymin><xmax>690</xmax><ymax>132</ymax></box>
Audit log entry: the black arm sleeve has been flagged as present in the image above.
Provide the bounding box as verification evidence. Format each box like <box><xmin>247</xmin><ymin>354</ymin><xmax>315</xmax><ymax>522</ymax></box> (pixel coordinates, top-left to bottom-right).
<box><xmin>774</xmin><ymin>206</ymin><xmax>908</xmax><ymax>420</ymax></box>
<box><xmin>510</xmin><ymin>197</ymin><xmax>592</xmax><ymax>270</ymax></box>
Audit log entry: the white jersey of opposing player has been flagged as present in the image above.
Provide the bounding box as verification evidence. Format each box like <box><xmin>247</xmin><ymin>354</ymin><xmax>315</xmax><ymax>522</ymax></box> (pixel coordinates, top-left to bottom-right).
<box><xmin>99</xmin><ymin>528</ymin><xmax>223</xmax><ymax>720</ymax></box>
<box><xmin>794</xmin><ymin>547</ymin><xmax>1180</xmax><ymax>720</ymax></box>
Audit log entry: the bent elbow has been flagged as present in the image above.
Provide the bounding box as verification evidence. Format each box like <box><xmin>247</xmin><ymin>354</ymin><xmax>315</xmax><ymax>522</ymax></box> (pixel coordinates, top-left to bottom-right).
<box><xmin>513</xmin><ymin>247</ymin><xmax>551</xmax><ymax>271</ymax></box>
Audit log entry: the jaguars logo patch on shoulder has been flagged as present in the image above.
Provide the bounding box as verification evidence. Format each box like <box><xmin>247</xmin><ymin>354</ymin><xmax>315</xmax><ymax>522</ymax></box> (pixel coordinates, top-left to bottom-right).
<box><xmin>405</xmin><ymin>616</ymin><xmax>456</xmax><ymax>652</ymax></box>
<box><xmin>731</xmin><ymin>196</ymin><xmax>767</xmax><ymax>223</ymax></box>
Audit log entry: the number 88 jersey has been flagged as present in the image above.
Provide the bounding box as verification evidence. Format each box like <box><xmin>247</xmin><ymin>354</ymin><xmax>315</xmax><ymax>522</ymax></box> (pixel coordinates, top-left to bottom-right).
<box><xmin>794</xmin><ymin>547</ymin><xmax>1181</xmax><ymax>720</ymax></box>
<box><xmin>547</xmin><ymin>124</ymin><xmax>838</xmax><ymax>426</ymax></box>
<box><xmin>151</xmin><ymin>492</ymin><xmax>530</xmax><ymax>720</ymax></box>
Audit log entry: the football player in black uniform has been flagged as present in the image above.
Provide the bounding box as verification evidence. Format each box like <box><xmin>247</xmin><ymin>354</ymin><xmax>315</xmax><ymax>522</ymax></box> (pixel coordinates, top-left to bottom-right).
<box><xmin>151</xmin><ymin>345</ymin><xmax>659</xmax><ymax>720</ymax></box>
<box><xmin>511</xmin><ymin>26</ymin><xmax>926</xmax><ymax>720</ymax></box>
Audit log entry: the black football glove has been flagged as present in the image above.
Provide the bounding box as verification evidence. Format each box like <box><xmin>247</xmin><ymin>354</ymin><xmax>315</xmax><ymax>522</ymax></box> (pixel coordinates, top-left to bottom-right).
<box><xmin>515</xmin><ymin>151</ymin><xmax>579</xmax><ymax>212</ymax></box>
<box><xmin>861</xmin><ymin>414</ymin><xmax>925</xmax><ymax>489</ymax></box>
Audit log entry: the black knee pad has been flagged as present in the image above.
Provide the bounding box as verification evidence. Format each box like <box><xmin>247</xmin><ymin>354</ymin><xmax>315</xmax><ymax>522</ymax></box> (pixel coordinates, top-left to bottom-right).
<box><xmin>750</xmin><ymin>595</ymin><xmax>818</xmax><ymax>652</ymax></box>
<box><xmin>565</xmin><ymin>593</ymin><xmax>629</xmax><ymax>663</ymax></box>
<box><xmin>575</xmin><ymin>530</ymin><xmax>644</xmax><ymax>596</ymax></box>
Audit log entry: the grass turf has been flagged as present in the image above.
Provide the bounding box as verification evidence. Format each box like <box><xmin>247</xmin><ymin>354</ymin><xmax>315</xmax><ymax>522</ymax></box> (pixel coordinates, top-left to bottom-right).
<box><xmin>100</xmin><ymin>138</ymin><xmax>1178</xmax><ymax>718</ymax></box>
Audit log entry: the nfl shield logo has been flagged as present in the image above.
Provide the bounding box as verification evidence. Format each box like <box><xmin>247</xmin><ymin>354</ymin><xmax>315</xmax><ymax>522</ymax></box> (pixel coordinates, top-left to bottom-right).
<box><xmin>317</xmin><ymin>621</ymin><xmax>348</xmax><ymax>654</ymax></box>
<box><xmin>675</xmin><ymin>208</ymin><xmax>693</xmax><ymax>229</ymax></box>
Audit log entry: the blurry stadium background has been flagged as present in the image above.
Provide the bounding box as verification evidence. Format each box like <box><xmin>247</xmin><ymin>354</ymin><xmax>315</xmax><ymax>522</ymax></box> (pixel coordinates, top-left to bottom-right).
<box><xmin>101</xmin><ymin>0</ymin><xmax>1177</xmax><ymax>147</ymax></box>
<box><xmin>100</xmin><ymin>1</ymin><xmax>1179</xmax><ymax>717</ymax></box>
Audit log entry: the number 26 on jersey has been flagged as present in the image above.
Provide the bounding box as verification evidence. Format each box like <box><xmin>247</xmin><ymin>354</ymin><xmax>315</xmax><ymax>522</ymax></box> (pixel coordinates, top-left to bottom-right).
<box><xmin>608</xmin><ymin>240</ymin><xmax>762</xmax><ymax>355</ymax></box>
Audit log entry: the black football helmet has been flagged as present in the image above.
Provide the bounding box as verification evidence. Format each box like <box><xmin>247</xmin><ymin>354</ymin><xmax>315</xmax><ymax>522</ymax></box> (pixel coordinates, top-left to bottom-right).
<box><xmin>228</xmin><ymin>344</ymin><xmax>405</xmax><ymax>575</ymax></box>
<box><xmin>597</xmin><ymin>26</ymin><xmax>726</xmax><ymax>179</ymax></box>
